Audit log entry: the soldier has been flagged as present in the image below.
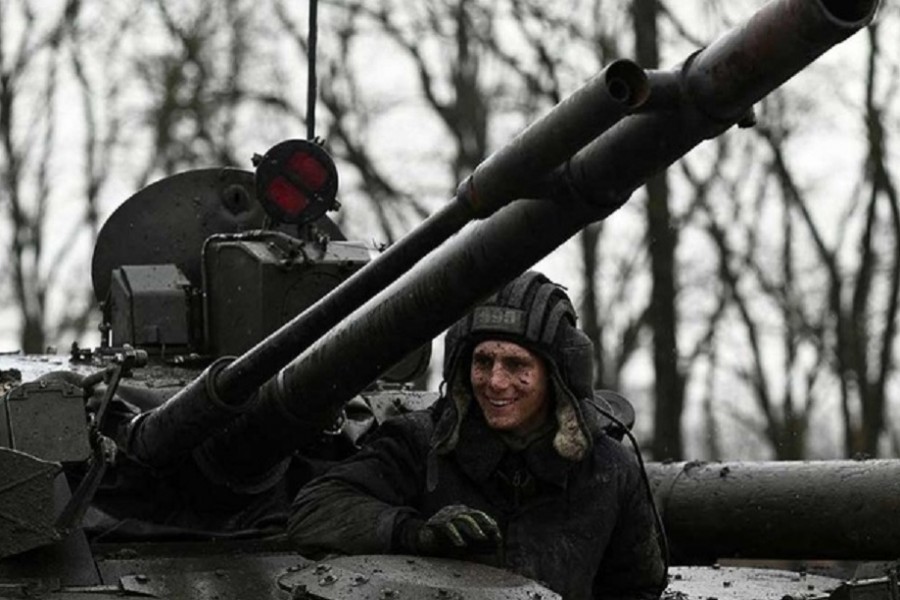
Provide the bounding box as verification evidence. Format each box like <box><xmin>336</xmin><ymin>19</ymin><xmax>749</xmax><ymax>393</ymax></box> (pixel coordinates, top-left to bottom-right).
<box><xmin>289</xmin><ymin>271</ymin><xmax>666</xmax><ymax>600</ymax></box>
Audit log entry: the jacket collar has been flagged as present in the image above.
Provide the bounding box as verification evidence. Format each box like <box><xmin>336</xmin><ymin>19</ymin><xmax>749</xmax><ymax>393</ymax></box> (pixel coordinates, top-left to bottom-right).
<box><xmin>451</xmin><ymin>409</ymin><xmax>574</xmax><ymax>489</ymax></box>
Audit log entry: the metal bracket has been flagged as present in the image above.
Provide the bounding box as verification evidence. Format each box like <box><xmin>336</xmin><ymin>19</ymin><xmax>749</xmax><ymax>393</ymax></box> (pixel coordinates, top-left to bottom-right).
<box><xmin>54</xmin><ymin>434</ymin><xmax>116</xmax><ymax>534</ymax></box>
<box><xmin>54</xmin><ymin>348</ymin><xmax>140</xmax><ymax>533</ymax></box>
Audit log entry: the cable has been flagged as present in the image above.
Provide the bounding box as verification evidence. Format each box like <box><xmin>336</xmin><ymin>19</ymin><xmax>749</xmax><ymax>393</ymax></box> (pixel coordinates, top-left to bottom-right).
<box><xmin>306</xmin><ymin>0</ymin><xmax>318</xmax><ymax>140</ymax></box>
<box><xmin>584</xmin><ymin>397</ymin><xmax>671</xmax><ymax>592</ymax></box>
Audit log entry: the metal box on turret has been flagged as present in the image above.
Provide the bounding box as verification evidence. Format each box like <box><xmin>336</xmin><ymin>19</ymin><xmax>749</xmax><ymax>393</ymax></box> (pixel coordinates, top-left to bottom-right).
<box><xmin>202</xmin><ymin>230</ymin><xmax>372</xmax><ymax>357</ymax></box>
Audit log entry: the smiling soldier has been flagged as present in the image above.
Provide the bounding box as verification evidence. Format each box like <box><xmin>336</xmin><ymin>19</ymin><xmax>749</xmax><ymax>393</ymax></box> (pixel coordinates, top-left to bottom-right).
<box><xmin>289</xmin><ymin>271</ymin><xmax>666</xmax><ymax>600</ymax></box>
<box><xmin>470</xmin><ymin>338</ymin><xmax>549</xmax><ymax>435</ymax></box>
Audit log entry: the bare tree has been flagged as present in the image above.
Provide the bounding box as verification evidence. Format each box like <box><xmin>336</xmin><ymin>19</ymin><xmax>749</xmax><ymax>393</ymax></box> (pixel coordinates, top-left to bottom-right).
<box><xmin>749</xmin><ymin>48</ymin><xmax>897</xmax><ymax>458</ymax></box>
<box><xmin>680</xmin><ymin>130</ymin><xmax>830</xmax><ymax>459</ymax></box>
<box><xmin>0</xmin><ymin>0</ymin><xmax>123</xmax><ymax>351</ymax></box>
<box><xmin>132</xmin><ymin>0</ymin><xmax>264</xmax><ymax>185</ymax></box>
<box><xmin>631</xmin><ymin>0</ymin><xmax>685</xmax><ymax>460</ymax></box>
<box><xmin>674</xmin><ymin>14</ymin><xmax>899</xmax><ymax>459</ymax></box>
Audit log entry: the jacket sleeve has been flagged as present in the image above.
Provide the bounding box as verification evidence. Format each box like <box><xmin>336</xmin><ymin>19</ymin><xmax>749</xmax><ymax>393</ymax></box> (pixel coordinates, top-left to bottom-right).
<box><xmin>592</xmin><ymin>454</ymin><xmax>667</xmax><ymax>600</ymax></box>
<box><xmin>288</xmin><ymin>412</ymin><xmax>431</xmax><ymax>555</ymax></box>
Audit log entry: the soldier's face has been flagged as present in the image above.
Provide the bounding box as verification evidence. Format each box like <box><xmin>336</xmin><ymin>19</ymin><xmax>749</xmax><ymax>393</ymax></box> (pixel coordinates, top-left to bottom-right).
<box><xmin>470</xmin><ymin>340</ymin><xmax>550</xmax><ymax>436</ymax></box>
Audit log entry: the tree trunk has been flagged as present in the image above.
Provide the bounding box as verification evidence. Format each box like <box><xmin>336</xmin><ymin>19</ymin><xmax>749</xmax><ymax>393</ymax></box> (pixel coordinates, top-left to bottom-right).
<box><xmin>633</xmin><ymin>0</ymin><xmax>684</xmax><ymax>460</ymax></box>
<box><xmin>578</xmin><ymin>224</ymin><xmax>608</xmax><ymax>388</ymax></box>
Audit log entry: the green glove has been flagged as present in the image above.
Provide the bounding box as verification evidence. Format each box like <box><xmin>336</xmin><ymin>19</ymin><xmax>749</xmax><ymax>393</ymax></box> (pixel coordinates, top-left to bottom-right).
<box><xmin>416</xmin><ymin>504</ymin><xmax>502</xmax><ymax>555</ymax></box>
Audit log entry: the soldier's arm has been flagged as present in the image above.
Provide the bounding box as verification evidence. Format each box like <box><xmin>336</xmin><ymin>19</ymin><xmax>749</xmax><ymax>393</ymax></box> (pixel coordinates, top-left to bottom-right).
<box><xmin>288</xmin><ymin>412</ymin><xmax>431</xmax><ymax>555</ymax></box>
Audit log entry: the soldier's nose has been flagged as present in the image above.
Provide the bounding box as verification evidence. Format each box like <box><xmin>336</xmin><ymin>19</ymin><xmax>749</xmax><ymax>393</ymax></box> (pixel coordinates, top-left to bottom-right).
<box><xmin>489</xmin><ymin>367</ymin><xmax>510</xmax><ymax>388</ymax></box>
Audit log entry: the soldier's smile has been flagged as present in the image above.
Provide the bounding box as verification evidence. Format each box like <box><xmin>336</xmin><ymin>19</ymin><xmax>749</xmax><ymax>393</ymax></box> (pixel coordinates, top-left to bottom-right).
<box><xmin>470</xmin><ymin>340</ymin><xmax>550</xmax><ymax>436</ymax></box>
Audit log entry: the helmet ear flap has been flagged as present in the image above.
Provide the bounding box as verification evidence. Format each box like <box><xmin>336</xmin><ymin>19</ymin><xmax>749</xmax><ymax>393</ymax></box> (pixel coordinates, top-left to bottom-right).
<box><xmin>442</xmin><ymin>316</ymin><xmax>472</xmax><ymax>381</ymax></box>
<box><xmin>555</xmin><ymin>326</ymin><xmax>594</xmax><ymax>401</ymax></box>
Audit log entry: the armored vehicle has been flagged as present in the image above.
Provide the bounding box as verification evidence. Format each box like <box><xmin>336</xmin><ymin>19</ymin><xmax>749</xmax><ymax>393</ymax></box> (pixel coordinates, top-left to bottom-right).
<box><xmin>2</xmin><ymin>0</ymin><xmax>897</xmax><ymax>598</ymax></box>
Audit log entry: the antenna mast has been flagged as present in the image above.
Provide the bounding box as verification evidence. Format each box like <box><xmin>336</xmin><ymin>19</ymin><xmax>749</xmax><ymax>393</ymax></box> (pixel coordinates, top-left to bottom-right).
<box><xmin>306</xmin><ymin>0</ymin><xmax>319</xmax><ymax>140</ymax></box>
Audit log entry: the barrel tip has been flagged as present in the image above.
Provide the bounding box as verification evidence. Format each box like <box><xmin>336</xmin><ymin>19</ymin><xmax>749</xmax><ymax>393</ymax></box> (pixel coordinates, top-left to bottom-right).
<box><xmin>818</xmin><ymin>0</ymin><xmax>879</xmax><ymax>26</ymax></box>
<box><xmin>605</xmin><ymin>59</ymin><xmax>651</xmax><ymax>110</ymax></box>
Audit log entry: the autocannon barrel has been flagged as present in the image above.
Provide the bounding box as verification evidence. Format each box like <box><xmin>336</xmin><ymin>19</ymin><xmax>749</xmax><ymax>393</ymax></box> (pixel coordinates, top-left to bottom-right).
<box><xmin>124</xmin><ymin>59</ymin><xmax>649</xmax><ymax>468</ymax></box>
<box><xmin>195</xmin><ymin>0</ymin><xmax>878</xmax><ymax>486</ymax></box>
<box><xmin>648</xmin><ymin>460</ymin><xmax>900</xmax><ymax>561</ymax></box>
<box><xmin>558</xmin><ymin>0</ymin><xmax>881</xmax><ymax>210</ymax></box>
<box><xmin>215</xmin><ymin>58</ymin><xmax>649</xmax><ymax>399</ymax></box>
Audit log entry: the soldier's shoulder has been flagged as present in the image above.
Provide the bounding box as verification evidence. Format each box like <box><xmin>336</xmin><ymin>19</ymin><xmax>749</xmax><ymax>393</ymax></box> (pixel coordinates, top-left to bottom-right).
<box><xmin>589</xmin><ymin>429</ymin><xmax>642</xmax><ymax>474</ymax></box>
<box><xmin>385</xmin><ymin>408</ymin><xmax>436</xmax><ymax>430</ymax></box>
<box><xmin>372</xmin><ymin>407</ymin><xmax>437</xmax><ymax>447</ymax></box>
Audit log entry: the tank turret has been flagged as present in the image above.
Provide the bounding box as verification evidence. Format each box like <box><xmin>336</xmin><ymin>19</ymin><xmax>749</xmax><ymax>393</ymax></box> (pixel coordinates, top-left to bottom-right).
<box><xmin>0</xmin><ymin>0</ymin><xmax>892</xmax><ymax>598</ymax></box>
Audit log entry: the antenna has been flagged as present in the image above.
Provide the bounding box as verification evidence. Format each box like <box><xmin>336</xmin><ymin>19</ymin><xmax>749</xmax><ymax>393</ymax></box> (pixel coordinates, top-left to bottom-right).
<box><xmin>307</xmin><ymin>0</ymin><xmax>318</xmax><ymax>140</ymax></box>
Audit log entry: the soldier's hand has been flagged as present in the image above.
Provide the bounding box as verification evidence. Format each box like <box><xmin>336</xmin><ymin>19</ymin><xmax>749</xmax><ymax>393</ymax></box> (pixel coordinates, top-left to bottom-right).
<box><xmin>417</xmin><ymin>504</ymin><xmax>502</xmax><ymax>555</ymax></box>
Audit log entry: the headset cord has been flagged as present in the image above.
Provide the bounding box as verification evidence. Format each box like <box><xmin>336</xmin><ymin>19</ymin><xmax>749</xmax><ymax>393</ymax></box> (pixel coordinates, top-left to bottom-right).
<box><xmin>585</xmin><ymin>399</ymin><xmax>671</xmax><ymax>592</ymax></box>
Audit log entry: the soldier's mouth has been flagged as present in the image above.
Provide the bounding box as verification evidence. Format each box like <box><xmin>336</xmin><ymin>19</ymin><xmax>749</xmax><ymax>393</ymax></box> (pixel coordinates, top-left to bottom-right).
<box><xmin>488</xmin><ymin>398</ymin><xmax>515</xmax><ymax>408</ymax></box>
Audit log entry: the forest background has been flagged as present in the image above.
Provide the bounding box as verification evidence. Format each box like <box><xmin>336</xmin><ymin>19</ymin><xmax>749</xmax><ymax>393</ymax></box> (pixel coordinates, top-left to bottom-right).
<box><xmin>1</xmin><ymin>0</ymin><xmax>898</xmax><ymax>462</ymax></box>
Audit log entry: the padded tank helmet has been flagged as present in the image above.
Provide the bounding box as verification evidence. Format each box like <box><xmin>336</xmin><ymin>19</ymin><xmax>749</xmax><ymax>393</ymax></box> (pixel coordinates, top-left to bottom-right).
<box><xmin>443</xmin><ymin>271</ymin><xmax>594</xmax><ymax>401</ymax></box>
<box><xmin>437</xmin><ymin>271</ymin><xmax>596</xmax><ymax>461</ymax></box>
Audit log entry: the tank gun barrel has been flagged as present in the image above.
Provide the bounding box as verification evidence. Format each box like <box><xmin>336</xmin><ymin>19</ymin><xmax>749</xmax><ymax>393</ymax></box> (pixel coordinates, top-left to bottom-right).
<box><xmin>194</xmin><ymin>0</ymin><xmax>879</xmax><ymax>486</ymax></box>
<box><xmin>216</xmin><ymin>59</ymin><xmax>649</xmax><ymax>401</ymax></box>
<box><xmin>554</xmin><ymin>0</ymin><xmax>881</xmax><ymax>208</ymax></box>
<box><xmin>648</xmin><ymin>460</ymin><xmax>900</xmax><ymax>562</ymax></box>
<box><xmin>124</xmin><ymin>60</ymin><xmax>649</xmax><ymax>467</ymax></box>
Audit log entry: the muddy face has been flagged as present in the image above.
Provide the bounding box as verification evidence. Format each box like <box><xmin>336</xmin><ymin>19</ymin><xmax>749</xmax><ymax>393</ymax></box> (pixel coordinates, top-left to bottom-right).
<box><xmin>470</xmin><ymin>340</ymin><xmax>550</xmax><ymax>436</ymax></box>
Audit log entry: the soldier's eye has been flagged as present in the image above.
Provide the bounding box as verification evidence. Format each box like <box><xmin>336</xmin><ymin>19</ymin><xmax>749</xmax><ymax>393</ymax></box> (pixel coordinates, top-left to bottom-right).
<box><xmin>472</xmin><ymin>354</ymin><xmax>492</xmax><ymax>369</ymax></box>
<box><xmin>505</xmin><ymin>359</ymin><xmax>527</xmax><ymax>371</ymax></box>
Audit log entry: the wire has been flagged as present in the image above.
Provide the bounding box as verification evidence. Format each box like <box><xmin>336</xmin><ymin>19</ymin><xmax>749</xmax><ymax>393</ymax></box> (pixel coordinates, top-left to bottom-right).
<box><xmin>307</xmin><ymin>0</ymin><xmax>319</xmax><ymax>140</ymax></box>
<box><xmin>584</xmin><ymin>398</ymin><xmax>671</xmax><ymax>592</ymax></box>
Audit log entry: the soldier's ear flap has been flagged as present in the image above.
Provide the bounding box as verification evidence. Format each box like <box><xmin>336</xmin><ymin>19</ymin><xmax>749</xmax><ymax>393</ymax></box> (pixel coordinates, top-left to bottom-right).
<box><xmin>557</xmin><ymin>326</ymin><xmax>594</xmax><ymax>401</ymax></box>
